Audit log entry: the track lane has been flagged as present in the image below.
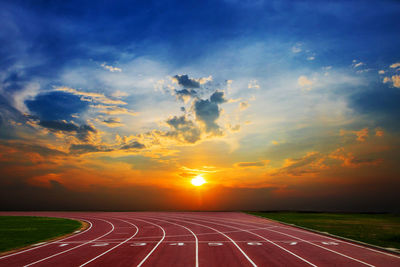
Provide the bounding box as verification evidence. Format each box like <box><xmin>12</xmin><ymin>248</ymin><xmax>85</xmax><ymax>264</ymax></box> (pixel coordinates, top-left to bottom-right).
<box><xmin>215</xmin><ymin>213</ymin><xmax>400</xmax><ymax>265</ymax></box>
<box><xmin>138</xmin><ymin>216</ymin><xmax>199</xmax><ymax>267</ymax></box>
<box><xmin>167</xmin><ymin>214</ymin><xmax>317</xmax><ymax>267</ymax></box>
<box><xmin>183</xmin><ymin>213</ymin><xmax>400</xmax><ymax>267</ymax></box>
<box><xmin>79</xmin><ymin>218</ymin><xmax>139</xmax><ymax>266</ymax></box>
<box><xmin>23</xmin><ymin>217</ymin><xmax>117</xmax><ymax>267</ymax></box>
<box><xmin>80</xmin><ymin>215</ymin><xmax>166</xmax><ymax>267</ymax></box>
<box><xmin>158</xmin><ymin>215</ymin><xmax>257</xmax><ymax>267</ymax></box>
<box><xmin>176</xmin><ymin>214</ymin><xmax>371</xmax><ymax>266</ymax></box>
<box><xmin>1</xmin><ymin>212</ymin><xmax>399</xmax><ymax>267</ymax></box>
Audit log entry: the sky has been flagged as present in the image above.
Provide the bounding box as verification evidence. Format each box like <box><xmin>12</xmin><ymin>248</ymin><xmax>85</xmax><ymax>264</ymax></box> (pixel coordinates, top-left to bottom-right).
<box><xmin>1</xmin><ymin>0</ymin><xmax>400</xmax><ymax>211</ymax></box>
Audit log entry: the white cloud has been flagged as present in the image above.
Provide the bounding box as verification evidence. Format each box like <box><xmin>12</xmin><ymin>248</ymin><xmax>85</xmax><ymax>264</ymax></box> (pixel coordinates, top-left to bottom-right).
<box><xmin>307</xmin><ymin>56</ymin><xmax>315</xmax><ymax>61</ymax></box>
<box><xmin>378</xmin><ymin>70</ymin><xmax>385</xmax><ymax>74</ymax></box>
<box><xmin>111</xmin><ymin>90</ymin><xmax>129</xmax><ymax>98</ymax></box>
<box><xmin>55</xmin><ymin>87</ymin><xmax>127</xmax><ymax>105</ymax></box>
<box><xmin>291</xmin><ymin>43</ymin><xmax>302</xmax><ymax>53</ymax></box>
<box><xmin>248</xmin><ymin>80</ymin><xmax>260</xmax><ymax>89</ymax></box>
<box><xmin>298</xmin><ymin>75</ymin><xmax>313</xmax><ymax>90</ymax></box>
<box><xmin>101</xmin><ymin>63</ymin><xmax>122</xmax><ymax>72</ymax></box>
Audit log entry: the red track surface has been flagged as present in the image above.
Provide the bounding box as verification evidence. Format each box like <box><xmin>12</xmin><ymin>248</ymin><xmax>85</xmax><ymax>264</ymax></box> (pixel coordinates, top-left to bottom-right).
<box><xmin>0</xmin><ymin>212</ymin><xmax>399</xmax><ymax>266</ymax></box>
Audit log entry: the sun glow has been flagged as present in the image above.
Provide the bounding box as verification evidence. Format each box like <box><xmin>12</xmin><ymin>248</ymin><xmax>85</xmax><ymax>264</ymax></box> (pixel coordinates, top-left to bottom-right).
<box><xmin>191</xmin><ymin>175</ymin><xmax>206</xmax><ymax>187</ymax></box>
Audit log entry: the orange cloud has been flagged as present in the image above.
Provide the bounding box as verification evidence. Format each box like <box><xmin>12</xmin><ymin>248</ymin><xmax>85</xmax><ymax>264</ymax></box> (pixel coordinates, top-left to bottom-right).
<box><xmin>234</xmin><ymin>160</ymin><xmax>269</xmax><ymax>168</ymax></box>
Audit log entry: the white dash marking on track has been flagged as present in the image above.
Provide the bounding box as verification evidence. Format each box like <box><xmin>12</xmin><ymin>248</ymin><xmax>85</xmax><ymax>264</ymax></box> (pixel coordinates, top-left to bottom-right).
<box><xmin>92</xmin><ymin>243</ymin><xmax>109</xmax><ymax>247</ymax></box>
<box><xmin>131</xmin><ymin>242</ymin><xmax>147</xmax><ymax>246</ymax></box>
<box><xmin>290</xmin><ymin>242</ymin><xmax>298</xmax><ymax>245</ymax></box>
<box><xmin>170</xmin><ymin>242</ymin><xmax>185</xmax><ymax>246</ymax></box>
<box><xmin>247</xmin><ymin>242</ymin><xmax>262</xmax><ymax>246</ymax></box>
<box><xmin>322</xmin><ymin>241</ymin><xmax>338</xmax><ymax>245</ymax></box>
<box><xmin>59</xmin><ymin>244</ymin><xmax>68</xmax><ymax>247</ymax></box>
<box><xmin>208</xmin><ymin>242</ymin><xmax>223</xmax><ymax>246</ymax></box>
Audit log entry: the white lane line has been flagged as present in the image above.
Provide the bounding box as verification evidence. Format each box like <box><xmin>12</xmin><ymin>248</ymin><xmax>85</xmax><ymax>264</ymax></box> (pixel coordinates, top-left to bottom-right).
<box><xmin>143</xmin><ymin>216</ymin><xmax>199</xmax><ymax>267</ymax></box>
<box><xmin>256</xmin><ymin>226</ymin><xmax>375</xmax><ymax>266</ymax></box>
<box><xmin>79</xmin><ymin>218</ymin><xmax>139</xmax><ymax>267</ymax></box>
<box><xmin>131</xmin><ymin>243</ymin><xmax>147</xmax><ymax>246</ymax></box>
<box><xmin>170</xmin><ymin>243</ymin><xmax>185</xmax><ymax>246</ymax></box>
<box><xmin>132</xmin><ymin>218</ymin><xmax>166</xmax><ymax>267</ymax></box>
<box><xmin>208</xmin><ymin>242</ymin><xmax>223</xmax><ymax>246</ymax></box>
<box><xmin>160</xmin><ymin>216</ymin><xmax>258</xmax><ymax>267</ymax></box>
<box><xmin>278</xmin><ymin>225</ymin><xmax>400</xmax><ymax>259</ymax></box>
<box><xmin>247</xmin><ymin>242</ymin><xmax>262</xmax><ymax>246</ymax></box>
<box><xmin>91</xmin><ymin>243</ymin><xmax>109</xmax><ymax>247</ymax></box>
<box><xmin>23</xmin><ymin>218</ymin><xmax>115</xmax><ymax>267</ymax></box>
<box><xmin>172</xmin><ymin>215</ymin><xmax>315</xmax><ymax>267</ymax></box>
<box><xmin>0</xmin><ymin>218</ymin><xmax>93</xmax><ymax>260</ymax></box>
<box><xmin>193</xmin><ymin>215</ymin><xmax>375</xmax><ymax>267</ymax></box>
<box><xmin>51</xmin><ymin>225</ymin><xmax>277</xmax><ymax>241</ymax></box>
<box><xmin>214</xmin><ymin>214</ymin><xmax>400</xmax><ymax>260</ymax></box>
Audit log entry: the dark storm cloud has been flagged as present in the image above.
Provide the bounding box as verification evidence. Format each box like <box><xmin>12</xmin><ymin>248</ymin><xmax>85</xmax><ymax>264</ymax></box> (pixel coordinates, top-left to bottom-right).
<box><xmin>235</xmin><ymin>161</ymin><xmax>267</xmax><ymax>168</ymax></box>
<box><xmin>174</xmin><ymin>88</ymin><xmax>197</xmax><ymax>102</ymax></box>
<box><xmin>121</xmin><ymin>141</ymin><xmax>146</xmax><ymax>150</ymax></box>
<box><xmin>39</xmin><ymin>120</ymin><xmax>79</xmax><ymax>132</ymax></box>
<box><xmin>103</xmin><ymin>118</ymin><xmax>120</xmax><ymax>124</ymax></box>
<box><xmin>69</xmin><ymin>144</ymin><xmax>113</xmax><ymax>154</ymax></box>
<box><xmin>0</xmin><ymin>140</ymin><xmax>67</xmax><ymax>157</ymax></box>
<box><xmin>210</xmin><ymin>91</ymin><xmax>226</xmax><ymax>104</ymax></box>
<box><xmin>38</xmin><ymin>120</ymin><xmax>96</xmax><ymax>142</ymax></box>
<box><xmin>26</xmin><ymin>91</ymin><xmax>89</xmax><ymax>121</ymax></box>
<box><xmin>194</xmin><ymin>100</ymin><xmax>220</xmax><ymax>133</ymax></box>
<box><xmin>174</xmin><ymin>74</ymin><xmax>200</xmax><ymax>88</ymax></box>
<box><xmin>165</xmin><ymin>115</ymin><xmax>202</xmax><ymax>143</ymax></box>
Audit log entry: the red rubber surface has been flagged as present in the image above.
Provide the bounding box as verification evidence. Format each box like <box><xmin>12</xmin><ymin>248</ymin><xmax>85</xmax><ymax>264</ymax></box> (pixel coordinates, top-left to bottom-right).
<box><xmin>0</xmin><ymin>212</ymin><xmax>399</xmax><ymax>266</ymax></box>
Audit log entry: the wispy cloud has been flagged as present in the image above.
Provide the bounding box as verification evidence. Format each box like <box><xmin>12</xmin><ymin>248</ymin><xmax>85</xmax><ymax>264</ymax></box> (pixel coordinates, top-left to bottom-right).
<box><xmin>101</xmin><ymin>63</ymin><xmax>122</xmax><ymax>72</ymax></box>
<box><xmin>55</xmin><ymin>87</ymin><xmax>127</xmax><ymax>105</ymax></box>
<box><xmin>234</xmin><ymin>160</ymin><xmax>269</xmax><ymax>168</ymax></box>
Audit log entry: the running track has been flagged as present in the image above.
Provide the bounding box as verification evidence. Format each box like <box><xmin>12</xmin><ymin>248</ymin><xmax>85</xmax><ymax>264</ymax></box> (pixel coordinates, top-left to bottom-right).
<box><xmin>0</xmin><ymin>212</ymin><xmax>399</xmax><ymax>266</ymax></box>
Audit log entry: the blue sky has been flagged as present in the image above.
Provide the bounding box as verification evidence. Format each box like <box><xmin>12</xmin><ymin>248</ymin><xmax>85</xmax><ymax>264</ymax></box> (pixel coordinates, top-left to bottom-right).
<box><xmin>0</xmin><ymin>0</ymin><xmax>400</xmax><ymax>211</ymax></box>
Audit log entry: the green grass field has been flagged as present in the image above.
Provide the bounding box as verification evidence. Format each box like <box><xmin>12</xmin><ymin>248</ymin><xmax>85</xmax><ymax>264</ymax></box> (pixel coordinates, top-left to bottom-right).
<box><xmin>0</xmin><ymin>216</ymin><xmax>82</xmax><ymax>253</ymax></box>
<box><xmin>247</xmin><ymin>212</ymin><xmax>400</xmax><ymax>250</ymax></box>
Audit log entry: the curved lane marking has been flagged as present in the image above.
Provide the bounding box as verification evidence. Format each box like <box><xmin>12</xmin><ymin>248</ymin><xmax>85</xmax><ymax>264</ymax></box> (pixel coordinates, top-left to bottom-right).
<box><xmin>186</xmin><ymin>215</ymin><xmax>375</xmax><ymax>267</ymax></box>
<box><xmin>126</xmin><ymin>218</ymin><xmax>166</xmax><ymax>267</ymax></box>
<box><xmin>142</xmin><ymin>216</ymin><xmax>199</xmax><ymax>267</ymax></box>
<box><xmin>160</xmin><ymin>216</ymin><xmax>258</xmax><ymax>267</ymax></box>
<box><xmin>23</xmin><ymin>218</ymin><xmax>115</xmax><ymax>267</ymax></box>
<box><xmin>79</xmin><ymin>218</ymin><xmax>139</xmax><ymax>267</ymax></box>
<box><xmin>171</xmin><ymin>215</ymin><xmax>315</xmax><ymax>267</ymax></box>
<box><xmin>201</xmin><ymin>214</ymin><xmax>400</xmax><ymax>260</ymax></box>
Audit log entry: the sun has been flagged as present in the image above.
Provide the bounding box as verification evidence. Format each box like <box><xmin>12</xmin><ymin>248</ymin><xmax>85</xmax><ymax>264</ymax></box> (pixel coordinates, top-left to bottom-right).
<box><xmin>191</xmin><ymin>175</ymin><xmax>206</xmax><ymax>187</ymax></box>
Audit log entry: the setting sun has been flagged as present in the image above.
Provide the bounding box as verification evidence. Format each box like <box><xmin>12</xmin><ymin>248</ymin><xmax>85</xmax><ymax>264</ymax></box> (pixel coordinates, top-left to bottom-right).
<box><xmin>191</xmin><ymin>175</ymin><xmax>206</xmax><ymax>187</ymax></box>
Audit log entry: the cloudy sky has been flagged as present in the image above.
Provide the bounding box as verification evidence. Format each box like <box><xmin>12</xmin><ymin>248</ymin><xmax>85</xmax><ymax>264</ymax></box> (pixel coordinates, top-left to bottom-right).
<box><xmin>1</xmin><ymin>0</ymin><xmax>399</xmax><ymax>211</ymax></box>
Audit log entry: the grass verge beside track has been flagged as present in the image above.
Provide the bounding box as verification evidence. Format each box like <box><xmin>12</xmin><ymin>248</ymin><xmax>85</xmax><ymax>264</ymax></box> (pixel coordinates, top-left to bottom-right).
<box><xmin>247</xmin><ymin>212</ymin><xmax>400</xmax><ymax>250</ymax></box>
<box><xmin>0</xmin><ymin>216</ymin><xmax>82</xmax><ymax>253</ymax></box>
